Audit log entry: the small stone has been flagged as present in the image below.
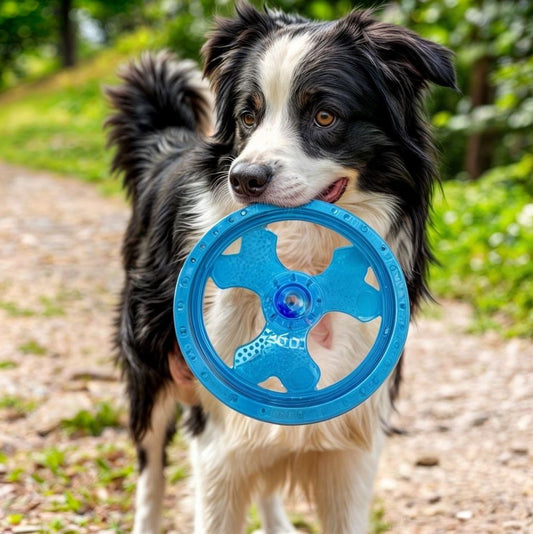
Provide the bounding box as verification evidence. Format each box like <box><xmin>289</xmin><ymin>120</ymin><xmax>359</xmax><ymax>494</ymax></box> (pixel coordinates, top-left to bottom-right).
<box><xmin>502</xmin><ymin>520</ymin><xmax>523</xmax><ymax>530</ymax></box>
<box><xmin>415</xmin><ymin>455</ymin><xmax>439</xmax><ymax>467</ymax></box>
<box><xmin>456</xmin><ymin>510</ymin><xmax>473</xmax><ymax>521</ymax></box>
<box><xmin>427</xmin><ymin>494</ymin><xmax>442</xmax><ymax>504</ymax></box>
<box><xmin>510</xmin><ymin>445</ymin><xmax>528</xmax><ymax>456</ymax></box>
<box><xmin>0</xmin><ymin>484</ymin><xmax>16</xmax><ymax>498</ymax></box>
<box><xmin>70</xmin><ymin>369</ymin><xmax>117</xmax><ymax>382</ymax></box>
<box><xmin>471</xmin><ymin>415</ymin><xmax>489</xmax><ymax>427</ymax></box>
<box><xmin>497</xmin><ymin>451</ymin><xmax>512</xmax><ymax>464</ymax></box>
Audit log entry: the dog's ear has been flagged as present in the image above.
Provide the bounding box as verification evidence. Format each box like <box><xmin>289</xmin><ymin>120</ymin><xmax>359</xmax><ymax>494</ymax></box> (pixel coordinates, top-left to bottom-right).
<box><xmin>202</xmin><ymin>3</ymin><xmax>276</xmax><ymax>143</ymax></box>
<box><xmin>338</xmin><ymin>11</ymin><xmax>456</xmax><ymax>138</ymax></box>
<box><xmin>339</xmin><ymin>11</ymin><xmax>457</xmax><ymax>91</ymax></box>
<box><xmin>202</xmin><ymin>3</ymin><xmax>268</xmax><ymax>84</ymax></box>
<box><xmin>368</xmin><ymin>21</ymin><xmax>457</xmax><ymax>90</ymax></box>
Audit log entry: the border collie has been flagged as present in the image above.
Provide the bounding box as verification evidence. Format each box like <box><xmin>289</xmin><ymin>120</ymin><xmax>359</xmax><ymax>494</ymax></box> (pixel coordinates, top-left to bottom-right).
<box><xmin>106</xmin><ymin>3</ymin><xmax>455</xmax><ymax>533</ymax></box>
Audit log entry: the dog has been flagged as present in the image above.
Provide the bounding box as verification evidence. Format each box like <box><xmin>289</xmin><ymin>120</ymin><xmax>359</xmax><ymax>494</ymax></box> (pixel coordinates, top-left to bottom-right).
<box><xmin>106</xmin><ymin>3</ymin><xmax>456</xmax><ymax>533</ymax></box>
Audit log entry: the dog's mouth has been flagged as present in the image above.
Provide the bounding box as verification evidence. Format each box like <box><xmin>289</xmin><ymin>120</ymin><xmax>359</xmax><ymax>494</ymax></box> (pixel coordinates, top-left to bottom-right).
<box><xmin>316</xmin><ymin>178</ymin><xmax>349</xmax><ymax>204</ymax></box>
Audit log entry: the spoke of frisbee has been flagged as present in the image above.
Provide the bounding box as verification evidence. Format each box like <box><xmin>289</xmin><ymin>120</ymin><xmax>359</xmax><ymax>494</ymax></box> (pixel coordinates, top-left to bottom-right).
<box><xmin>314</xmin><ymin>246</ymin><xmax>382</xmax><ymax>322</ymax></box>
<box><xmin>233</xmin><ymin>321</ymin><xmax>321</xmax><ymax>393</ymax></box>
<box><xmin>211</xmin><ymin>227</ymin><xmax>287</xmax><ymax>294</ymax></box>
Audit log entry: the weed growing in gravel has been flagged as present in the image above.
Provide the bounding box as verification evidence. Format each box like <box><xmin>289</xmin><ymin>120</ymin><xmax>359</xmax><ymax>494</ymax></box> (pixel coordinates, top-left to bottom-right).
<box><xmin>0</xmin><ymin>300</ymin><xmax>36</xmax><ymax>317</ymax></box>
<box><xmin>39</xmin><ymin>295</ymin><xmax>66</xmax><ymax>317</ymax></box>
<box><xmin>18</xmin><ymin>339</ymin><xmax>47</xmax><ymax>355</ymax></box>
<box><xmin>0</xmin><ymin>395</ymin><xmax>37</xmax><ymax>416</ymax></box>
<box><xmin>61</xmin><ymin>401</ymin><xmax>123</xmax><ymax>437</ymax></box>
<box><xmin>371</xmin><ymin>502</ymin><xmax>392</xmax><ymax>533</ymax></box>
<box><xmin>168</xmin><ymin>464</ymin><xmax>188</xmax><ymax>484</ymax></box>
<box><xmin>7</xmin><ymin>514</ymin><xmax>23</xmax><ymax>525</ymax></box>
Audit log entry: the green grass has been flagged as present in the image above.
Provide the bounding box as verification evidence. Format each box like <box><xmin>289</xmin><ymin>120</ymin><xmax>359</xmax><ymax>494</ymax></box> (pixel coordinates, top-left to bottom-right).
<box><xmin>0</xmin><ymin>360</ymin><xmax>18</xmax><ymax>369</ymax></box>
<box><xmin>7</xmin><ymin>514</ymin><xmax>23</xmax><ymax>525</ymax></box>
<box><xmin>2</xmin><ymin>440</ymin><xmax>137</xmax><ymax>532</ymax></box>
<box><xmin>0</xmin><ymin>395</ymin><xmax>37</xmax><ymax>416</ymax></box>
<box><xmin>61</xmin><ymin>401</ymin><xmax>123</xmax><ymax>437</ymax></box>
<box><xmin>0</xmin><ymin>26</ymin><xmax>171</xmax><ymax>195</ymax></box>
<box><xmin>0</xmin><ymin>72</ymin><xmax>116</xmax><ymax>193</ymax></box>
<box><xmin>0</xmin><ymin>300</ymin><xmax>36</xmax><ymax>317</ymax></box>
<box><xmin>371</xmin><ymin>502</ymin><xmax>392</xmax><ymax>533</ymax></box>
<box><xmin>0</xmin><ymin>48</ymin><xmax>138</xmax><ymax>194</ymax></box>
<box><xmin>0</xmin><ymin>291</ymin><xmax>80</xmax><ymax>320</ymax></box>
<box><xmin>18</xmin><ymin>339</ymin><xmax>47</xmax><ymax>355</ymax></box>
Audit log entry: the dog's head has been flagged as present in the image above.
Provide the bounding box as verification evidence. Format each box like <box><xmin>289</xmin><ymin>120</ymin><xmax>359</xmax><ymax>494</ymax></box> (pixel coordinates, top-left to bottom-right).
<box><xmin>202</xmin><ymin>3</ymin><xmax>456</xmax><ymax>209</ymax></box>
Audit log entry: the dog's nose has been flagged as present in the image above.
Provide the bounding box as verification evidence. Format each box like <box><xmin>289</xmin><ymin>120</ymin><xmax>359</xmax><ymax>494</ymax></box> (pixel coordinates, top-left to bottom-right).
<box><xmin>229</xmin><ymin>162</ymin><xmax>273</xmax><ymax>197</ymax></box>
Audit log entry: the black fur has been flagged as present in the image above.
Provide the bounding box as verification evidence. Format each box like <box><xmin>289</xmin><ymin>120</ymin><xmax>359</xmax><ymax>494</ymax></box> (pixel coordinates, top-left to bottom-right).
<box><xmin>137</xmin><ymin>446</ymin><xmax>147</xmax><ymax>472</ymax></box>
<box><xmin>106</xmin><ymin>4</ymin><xmax>455</xmax><ymax>450</ymax></box>
<box><xmin>106</xmin><ymin>51</ymin><xmax>221</xmax><ymax>442</ymax></box>
<box><xmin>184</xmin><ymin>405</ymin><xmax>208</xmax><ymax>437</ymax></box>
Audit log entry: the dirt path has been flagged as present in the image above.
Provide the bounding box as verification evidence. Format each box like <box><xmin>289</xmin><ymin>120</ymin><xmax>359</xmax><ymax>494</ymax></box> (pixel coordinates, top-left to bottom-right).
<box><xmin>0</xmin><ymin>162</ymin><xmax>531</xmax><ymax>533</ymax></box>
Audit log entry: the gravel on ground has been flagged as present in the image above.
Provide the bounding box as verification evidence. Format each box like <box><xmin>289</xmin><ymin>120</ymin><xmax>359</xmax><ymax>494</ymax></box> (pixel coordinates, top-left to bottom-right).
<box><xmin>0</xmin><ymin>163</ymin><xmax>531</xmax><ymax>533</ymax></box>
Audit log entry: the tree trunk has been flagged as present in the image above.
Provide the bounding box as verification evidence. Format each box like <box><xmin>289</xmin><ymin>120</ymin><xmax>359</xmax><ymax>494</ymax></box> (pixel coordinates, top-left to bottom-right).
<box><xmin>59</xmin><ymin>0</ymin><xmax>76</xmax><ymax>68</ymax></box>
<box><xmin>464</xmin><ymin>54</ymin><xmax>496</xmax><ymax>180</ymax></box>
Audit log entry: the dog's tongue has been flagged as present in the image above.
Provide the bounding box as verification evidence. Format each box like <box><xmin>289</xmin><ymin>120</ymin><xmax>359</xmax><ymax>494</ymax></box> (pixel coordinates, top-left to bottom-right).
<box><xmin>319</xmin><ymin>178</ymin><xmax>348</xmax><ymax>203</ymax></box>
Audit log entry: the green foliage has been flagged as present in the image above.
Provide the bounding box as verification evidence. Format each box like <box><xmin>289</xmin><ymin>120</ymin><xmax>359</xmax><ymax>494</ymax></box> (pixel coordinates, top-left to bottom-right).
<box><xmin>430</xmin><ymin>160</ymin><xmax>533</xmax><ymax>337</ymax></box>
<box><xmin>82</xmin><ymin>0</ymin><xmax>145</xmax><ymax>44</ymax></box>
<box><xmin>0</xmin><ymin>0</ymin><xmax>58</xmax><ymax>87</ymax></box>
<box><xmin>388</xmin><ymin>0</ymin><xmax>533</xmax><ymax>183</ymax></box>
<box><xmin>0</xmin><ymin>0</ymin><xmax>153</xmax><ymax>89</ymax></box>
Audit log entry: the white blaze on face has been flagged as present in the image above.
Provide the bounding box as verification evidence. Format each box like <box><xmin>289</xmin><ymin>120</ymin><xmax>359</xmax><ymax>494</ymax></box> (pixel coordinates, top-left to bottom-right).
<box><xmin>260</xmin><ymin>34</ymin><xmax>310</xmax><ymax>116</ymax></box>
<box><xmin>231</xmin><ymin>33</ymin><xmax>356</xmax><ymax>207</ymax></box>
<box><xmin>239</xmin><ymin>33</ymin><xmax>309</xmax><ymax>163</ymax></box>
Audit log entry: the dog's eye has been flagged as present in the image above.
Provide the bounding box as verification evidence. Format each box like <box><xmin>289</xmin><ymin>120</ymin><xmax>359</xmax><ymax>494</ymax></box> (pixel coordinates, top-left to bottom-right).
<box><xmin>240</xmin><ymin>111</ymin><xmax>256</xmax><ymax>128</ymax></box>
<box><xmin>314</xmin><ymin>110</ymin><xmax>336</xmax><ymax>128</ymax></box>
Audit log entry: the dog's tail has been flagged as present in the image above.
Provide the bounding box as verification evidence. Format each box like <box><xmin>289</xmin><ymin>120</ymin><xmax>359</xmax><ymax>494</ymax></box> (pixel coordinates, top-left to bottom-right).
<box><xmin>105</xmin><ymin>51</ymin><xmax>212</xmax><ymax>199</ymax></box>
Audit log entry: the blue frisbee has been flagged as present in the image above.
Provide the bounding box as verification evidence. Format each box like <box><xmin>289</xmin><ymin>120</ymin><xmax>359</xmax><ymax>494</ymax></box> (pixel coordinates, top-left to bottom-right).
<box><xmin>173</xmin><ymin>200</ymin><xmax>409</xmax><ymax>425</ymax></box>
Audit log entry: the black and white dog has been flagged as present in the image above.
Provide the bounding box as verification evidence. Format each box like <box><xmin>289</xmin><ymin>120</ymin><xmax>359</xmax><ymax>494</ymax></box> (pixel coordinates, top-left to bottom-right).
<box><xmin>106</xmin><ymin>3</ymin><xmax>455</xmax><ymax>533</ymax></box>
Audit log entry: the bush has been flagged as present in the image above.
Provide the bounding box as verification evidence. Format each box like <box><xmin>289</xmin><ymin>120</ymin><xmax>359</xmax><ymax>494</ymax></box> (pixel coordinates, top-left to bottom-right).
<box><xmin>430</xmin><ymin>154</ymin><xmax>533</xmax><ymax>337</ymax></box>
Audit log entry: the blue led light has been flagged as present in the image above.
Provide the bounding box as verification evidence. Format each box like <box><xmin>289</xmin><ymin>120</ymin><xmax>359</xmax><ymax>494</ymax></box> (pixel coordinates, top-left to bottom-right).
<box><xmin>274</xmin><ymin>284</ymin><xmax>312</xmax><ymax>318</ymax></box>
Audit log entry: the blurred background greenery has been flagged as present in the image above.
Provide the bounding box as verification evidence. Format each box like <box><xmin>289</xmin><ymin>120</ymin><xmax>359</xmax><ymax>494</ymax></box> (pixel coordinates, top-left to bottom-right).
<box><xmin>0</xmin><ymin>0</ymin><xmax>531</xmax><ymax>337</ymax></box>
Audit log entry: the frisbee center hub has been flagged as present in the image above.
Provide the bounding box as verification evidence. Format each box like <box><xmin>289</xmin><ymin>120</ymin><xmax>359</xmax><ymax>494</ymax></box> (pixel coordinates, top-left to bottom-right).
<box><xmin>274</xmin><ymin>284</ymin><xmax>312</xmax><ymax>319</ymax></box>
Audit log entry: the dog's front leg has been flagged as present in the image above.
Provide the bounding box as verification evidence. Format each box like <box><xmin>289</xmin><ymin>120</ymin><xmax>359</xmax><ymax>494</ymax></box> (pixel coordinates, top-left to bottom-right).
<box><xmin>191</xmin><ymin>430</ymin><xmax>252</xmax><ymax>534</ymax></box>
<box><xmin>303</xmin><ymin>446</ymin><xmax>383</xmax><ymax>534</ymax></box>
<box><xmin>132</xmin><ymin>389</ymin><xmax>177</xmax><ymax>534</ymax></box>
<box><xmin>255</xmin><ymin>493</ymin><xmax>298</xmax><ymax>534</ymax></box>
